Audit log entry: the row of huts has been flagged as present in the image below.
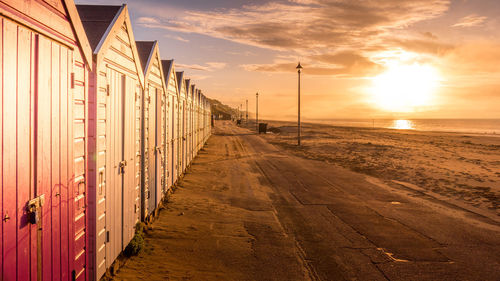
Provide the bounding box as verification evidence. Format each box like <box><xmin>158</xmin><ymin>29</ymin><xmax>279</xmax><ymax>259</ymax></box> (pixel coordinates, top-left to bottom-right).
<box><xmin>0</xmin><ymin>1</ymin><xmax>212</xmax><ymax>280</ymax></box>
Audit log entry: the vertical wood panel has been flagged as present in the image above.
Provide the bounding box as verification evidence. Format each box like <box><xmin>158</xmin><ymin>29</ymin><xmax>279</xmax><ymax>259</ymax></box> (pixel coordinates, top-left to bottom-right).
<box><xmin>104</xmin><ymin>68</ymin><xmax>111</xmax><ymax>269</ymax></box>
<box><xmin>156</xmin><ymin>88</ymin><xmax>161</xmax><ymax>205</ymax></box>
<box><xmin>0</xmin><ymin>17</ymin><xmax>3</xmax><ymax>281</ymax></box>
<box><xmin>30</xmin><ymin>31</ymin><xmax>37</xmax><ymax>281</ymax></box>
<box><xmin>2</xmin><ymin>19</ymin><xmax>18</xmax><ymax>281</ymax></box>
<box><xmin>17</xmin><ymin>24</ymin><xmax>32</xmax><ymax>281</ymax></box>
<box><xmin>148</xmin><ymin>87</ymin><xmax>155</xmax><ymax>213</ymax></box>
<box><xmin>37</xmin><ymin>35</ymin><xmax>52</xmax><ymax>281</ymax></box>
<box><xmin>59</xmin><ymin>47</ymin><xmax>69</xmax><ymax>281</ymax></box>
<box><xmin>51</xmin><ymin>41</ymin><xmax>61</xmax><ymax>281</ymax></box>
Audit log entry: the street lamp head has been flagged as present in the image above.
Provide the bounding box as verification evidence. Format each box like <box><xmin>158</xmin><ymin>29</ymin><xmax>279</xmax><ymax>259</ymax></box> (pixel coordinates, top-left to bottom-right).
<box><xmin>256</xmin><ymin>92</ymin><xmax>259</xmax><ymax>97</ymax></box>
<box><xmin>296</xmin><ymin>62</ymin><xmax>303</xmax><ymax>73</ymax></box>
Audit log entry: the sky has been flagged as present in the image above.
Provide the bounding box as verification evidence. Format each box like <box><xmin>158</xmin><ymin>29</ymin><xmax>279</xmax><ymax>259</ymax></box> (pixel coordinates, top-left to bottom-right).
<box><xmin>75</xmin><ymin>0</ymin><xmax>500</xmax><ymax>120</ymax></box>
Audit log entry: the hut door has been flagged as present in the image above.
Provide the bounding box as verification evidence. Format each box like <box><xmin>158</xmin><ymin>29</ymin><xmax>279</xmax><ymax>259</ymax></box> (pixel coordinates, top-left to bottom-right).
<box><xmin>0</xmin><ymin>23</ymin><xmax>83</xmax><ymax>281</ymax></box>
<box><xmin>106</xmin><ymin>70</ymin><xmax>125</xmax><ymax>265</ymax></box>
<box><xmin>147</xmin><ymin>87</ymin><xmax>157</xmax><ymax>213</ymax></box>
<box><xmin>155</xmin><ymin>89</ymin><xmax>162</xmax><ymax>205</ymax></box>
<box><xmin>160</xmin><ymin>93</ymin><xmax>166</xmax><ymax>195</ymax></box>
<box><xmin>171</xmin><ymin>96</ymin><xmax>177</xmax><ymax>183</ymax></box>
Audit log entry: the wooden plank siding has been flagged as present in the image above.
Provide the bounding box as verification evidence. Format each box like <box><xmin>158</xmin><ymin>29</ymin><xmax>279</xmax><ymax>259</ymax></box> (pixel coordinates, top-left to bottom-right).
<box><xmin>0</xmin><ymin>0</ymin><xmax>91</xmax><ymax>278</ymax></box>
<box><xmin>143</xmin><ymin>47</ymin><xmax>166</xmax><ymax>218</ymax></box>
<box><xmin>177</xmin><ymin>74</ymin><xmax>187</xmax><ymax>174</ymax></box>
<box><xmin>1</xmin><ymin>1</ymin><xmax>213</xmax><ymax>281</ymax></box>
<box><xmin>79</xmin><ymin>4</ymin><xmax>143</xmax><ymax>280</ymax></box>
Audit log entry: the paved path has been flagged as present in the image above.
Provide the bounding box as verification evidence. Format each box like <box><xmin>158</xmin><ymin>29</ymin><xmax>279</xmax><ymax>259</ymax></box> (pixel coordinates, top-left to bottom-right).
<box><xmin>114</xmin><ymin>121</ymin><xmax>500</xmax><ymax>281</ymax></box>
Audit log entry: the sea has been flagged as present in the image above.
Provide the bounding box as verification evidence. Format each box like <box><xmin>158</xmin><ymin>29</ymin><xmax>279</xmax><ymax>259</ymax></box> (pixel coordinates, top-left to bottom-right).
<box><xmin>306</xmin><ymin>119</ymin><xmax>500</xmax><ymax>136</ymax></box>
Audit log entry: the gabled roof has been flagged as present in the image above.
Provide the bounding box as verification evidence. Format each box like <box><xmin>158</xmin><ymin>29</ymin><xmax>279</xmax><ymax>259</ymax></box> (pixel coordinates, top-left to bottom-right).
<box><xmin>176</xmin><ymin>71</ymin><xmax>184</xmax><ymax>94</ymax></box>
<box><xmin>135</xmin><ymin>41</ymin><xmax>155</xmax><ymax>73</ymax></box>
<box><xmin>136</xmin><ymin>41</ymin><xmax>168</xmax><ymax>93</ymax></box>
<box><xmin>76</xmin><ymin>5</ymin><xmax>121</xmax><ymax>51</ymax></box>
<box><xmin>191</xmin><ymin>84</ymin><xmax>196</xmax><ymax>100</ymax></box>
<box><xmin>185</xmin><ymin>79</ymin><xmax>191</xmax><ymax>100</ymax></box>
<box><xmin>162</xmin><ymin>59</ymin><xmax>173</xmax><ymax>80</ymax></box>
<box><xmin>162</xmin><ymin>60</ymin><xmax>179</xmax><ymax>97</ymax></box>
<box><xmin>76</xmin><ymin>4</ymin><xmax>144</xmax><ymax>86</ymax></box>
<box><xmin>64</xmin><ymin>0</ymin><xmax>93</xmax><ymax>69</ymax></box>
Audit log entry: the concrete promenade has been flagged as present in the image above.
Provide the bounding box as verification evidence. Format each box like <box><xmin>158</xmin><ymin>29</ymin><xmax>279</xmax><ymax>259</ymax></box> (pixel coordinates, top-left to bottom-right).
<box><xmin>113</xmin><ymin>120</ymin><xmax>500</xmax><ymax>281</ymax></box>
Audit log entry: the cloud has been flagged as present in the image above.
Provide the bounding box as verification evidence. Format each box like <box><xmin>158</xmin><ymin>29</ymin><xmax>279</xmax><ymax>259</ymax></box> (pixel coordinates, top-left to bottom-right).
<box><xmin>164</xmin><ymin>34</ymin><xmax>189</xmax><ymax>42</ymax></box>
<box><xmin>452</xmin><ymin>14</ymin><xmax>487</xmax><ymax>28</ymax></box>
<box><xmin>136</xmin><ymin>0</ymin><xmax>450</xmax><ymax>52</ymax></box>
<box><xmin>136</xmin><ymin>16</ymin><xmax>160</xmax><ymax>25</ymax></box>
<box><xmin>136</xmin><ymin>0</ymin><xmax>451</xmax><ymax>78</ymax></box>
<box><xmin>176</xmin><ymin>63</ymin><xmax>209</xmax><ymax>71</ymax></box>
<box><xmin>206</xmin><ymin>62</ymin><xmax>227</xmax><ymax>70</ymax></box>
<box><xmin>385</xmin><ymin>38</ymin><xmax>454</xmax><ymax>55</ymax></box>
<box><xmin>176</xmin><ymin>62</ymin><xmax>227</xmax><ymax>72</ymax></box>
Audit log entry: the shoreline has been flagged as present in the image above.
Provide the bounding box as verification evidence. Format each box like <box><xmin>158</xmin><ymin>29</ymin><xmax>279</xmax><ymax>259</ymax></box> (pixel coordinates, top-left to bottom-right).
<box><xmin>253</xmin><ymin>118</ymin><xmax>500</xmax><ymax>137</ymax></box>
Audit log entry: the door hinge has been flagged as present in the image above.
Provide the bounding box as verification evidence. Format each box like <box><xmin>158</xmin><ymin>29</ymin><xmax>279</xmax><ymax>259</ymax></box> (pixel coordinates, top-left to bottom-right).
<box><xmin>106</xmin><ymin>231</ymin><xmax>110</xmax><ymax>243</ymax></box>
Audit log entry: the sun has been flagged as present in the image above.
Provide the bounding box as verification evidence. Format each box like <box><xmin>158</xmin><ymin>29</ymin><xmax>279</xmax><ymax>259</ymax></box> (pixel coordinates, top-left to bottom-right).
<box><xmin>369</xmin><ymin>62</ymin><xmax>440</xmax><ymax>112</ymax></box>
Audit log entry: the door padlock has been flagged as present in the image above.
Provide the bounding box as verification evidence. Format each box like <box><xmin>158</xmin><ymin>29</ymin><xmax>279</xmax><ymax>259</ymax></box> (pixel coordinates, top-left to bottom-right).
<box><xmin>27</xmin><ymin>194</ymin><xmax>45</xmax><ymax>225</ymax></box>
<box><xmin>28</xmin><ymin>209</ymin><xmax>40</xmax><ymax>224</ymax></box>
<box><xmin>119</xmin><ymin>160</ymin><xmax>127</xmax><ymax>174</ymax></box>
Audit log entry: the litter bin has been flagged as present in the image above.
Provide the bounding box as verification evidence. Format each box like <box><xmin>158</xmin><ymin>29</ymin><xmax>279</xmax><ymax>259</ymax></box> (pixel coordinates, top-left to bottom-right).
<box><xmin>259</xmin><ymin>123</ymin><xmax>268</xmax><ymax>134</ymax></box>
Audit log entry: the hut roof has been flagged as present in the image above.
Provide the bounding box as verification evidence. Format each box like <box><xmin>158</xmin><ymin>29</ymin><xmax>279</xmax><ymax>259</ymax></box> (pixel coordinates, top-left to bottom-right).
<box><xmin>76</xmin><ymin>5</ymin><xmax>121</xmax><ymax>51</ymax></box>
<box><xmin>135</xmin><ymin>41</ymin><xmax>155</xmax><ymax>73</ymax></box>
<box><xmin>185</xmin><ymin>79</ymin><xmax>191</xmax><ymax>98</ymax></box>
<box><xmin>176</xmin><ymin>71</ymin><xmax>184</xmax><ymax>93</ymax></box>
<box><xmin>162</xmin><ymin>60</ymin><xmax>173</xmax><ymax>79</ymax></box>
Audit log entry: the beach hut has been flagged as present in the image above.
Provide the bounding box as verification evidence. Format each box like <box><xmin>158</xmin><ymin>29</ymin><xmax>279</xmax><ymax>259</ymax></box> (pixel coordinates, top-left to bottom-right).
<box><xmin>176</xmin><ymin>72</ymin><xmax>187</xmax><ymax>174</ymax></box>
<box><xmin>202</xmin><ymin>95</ymin><xmax>208</xmax><ymax>144</ymax></box>
<box><xmin>197</xmin><ymin>90</ymin><xmax>203</xmax><ymax>153</ymax></box>
<box><xmin>161</xmin><ymin>60</ymin><xmax>179</xmax><ymax>188</ymax></box>
<box><xmin>185</xmin><ymin>80</ymin><xmax>193</xmax><ymax>166</ymax></box>
<box><xmin>192</xmin><ymin>86</ymin><xmax>198</xmax><ymax>159</ymax></box>
<box><xmin>0</xmin><ymin>0</ymin><xmax>91</xmax><ymax>280</ymax></box>
<box><xmin>136</xmin><ymin>41</ymin><xmax>167</xmax><ymax>220</ymax></box>
<box><xmin>76</xmin><ymin>4</ymin><xmax>144</xmax><ymax>279</ymax></box>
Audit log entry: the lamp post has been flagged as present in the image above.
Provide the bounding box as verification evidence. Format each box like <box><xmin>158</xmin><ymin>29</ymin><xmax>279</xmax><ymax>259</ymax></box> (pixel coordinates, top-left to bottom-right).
<box><xmin>256</xmin><ymin>92</ymin><xmax>259</xmax><ymax>131</ymax></box>
<box><xmin>296</xmin><ymin>62</ymin><xmax>302</xmax><ymax>146</ymax></box>
<box><xmin>246</xmin><ymin>99</ymin><xmax>248</xmax><ymax>123</ymax></box>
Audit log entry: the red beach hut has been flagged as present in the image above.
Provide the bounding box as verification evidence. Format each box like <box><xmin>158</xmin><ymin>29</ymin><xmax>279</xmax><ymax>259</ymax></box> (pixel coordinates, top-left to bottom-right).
<box><xmin>76</xmin><ymin>4</ymin><xmax>144</xmax><ymax>280</ymax></box>
<box><xmin>0</xmin><ymin>0</ymin><xmax>92</xmax><ymax>280</ymax></box>
<box><xmin>136</xmin><ymin>41</ymin><xmax>167</xmax><ymax>220</ymax></box>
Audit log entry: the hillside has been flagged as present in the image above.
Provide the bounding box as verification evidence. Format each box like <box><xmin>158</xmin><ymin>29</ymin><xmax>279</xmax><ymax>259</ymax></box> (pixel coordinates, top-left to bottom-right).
<box><xmin>207</xmin><ymin>98</ymin><xmax>238</xmax><ymax>120</ymax></box>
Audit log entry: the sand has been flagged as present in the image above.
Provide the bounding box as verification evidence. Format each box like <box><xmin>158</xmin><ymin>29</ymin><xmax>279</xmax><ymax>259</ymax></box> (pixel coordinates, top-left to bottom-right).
<box><xmin>250</xmin><ymin>120</ymin><xmax>500</xmax><ymax>216</ymax></box>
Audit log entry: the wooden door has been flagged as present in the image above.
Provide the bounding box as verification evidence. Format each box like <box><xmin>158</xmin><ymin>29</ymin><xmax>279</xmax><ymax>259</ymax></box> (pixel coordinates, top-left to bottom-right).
<box><xmin>122</xmin><ymin>77</ymin><xmax>136</xmax><ymax>248</ymax></box>
<box><xmin>0</xmin><ymin>18</ymin><xmax>86</xmax><ymax>281</ymax></box>
<box><xmin>171</xmin><ymin>96</ymin><xmax>177</xmax><ymax>184</ymax></box>
<box><xmin>160</xmin><ymin>92</ymin><xmax>166</xmax><ymax>196</ymax></box>
<box><xmin>105</xmin><ymin>69</ymin><xmax>125</xmax><ymax>266</ymax></box>
<box><xmin>147</xmin><ymin>87</ymin><xmax>157</xmax><ymax>214</ymax></box>
<box><xmin>154</xmin><ymin>89</ymin><xmax>162</xmax><ymax>205</ymax></box>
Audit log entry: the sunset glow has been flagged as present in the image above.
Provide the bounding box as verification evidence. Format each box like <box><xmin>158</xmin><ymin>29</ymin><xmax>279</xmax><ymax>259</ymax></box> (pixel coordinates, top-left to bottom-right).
<box><xmin>73</xmin><ymin>0</ymin><xmax>500</xmax><ymax>119</ymax></box>
<box><xmin>370</xmin><ymin>62</ymin><xmax>440</xmax><ymax>112</ymax></box>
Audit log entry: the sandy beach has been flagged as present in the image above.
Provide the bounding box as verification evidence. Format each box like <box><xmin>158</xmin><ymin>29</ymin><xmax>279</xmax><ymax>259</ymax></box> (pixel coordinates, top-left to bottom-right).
<box><xmin>250</xmin><ymin>120</ymin><xmax>500</xmax><ymax>217</ymax></box>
